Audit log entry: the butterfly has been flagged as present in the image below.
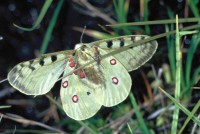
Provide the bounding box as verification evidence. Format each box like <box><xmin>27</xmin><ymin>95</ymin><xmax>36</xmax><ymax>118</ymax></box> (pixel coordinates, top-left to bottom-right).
<box><xmin>7</xmin><ymin>35</ymin><xmax>158</xmax><ymax>120</ymax></box>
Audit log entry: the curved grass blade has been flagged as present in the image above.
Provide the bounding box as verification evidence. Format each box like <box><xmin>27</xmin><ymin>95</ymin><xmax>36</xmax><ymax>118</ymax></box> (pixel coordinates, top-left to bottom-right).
<box><xmin>159</xmin><ymin>87</ymin><xmax>200</xmax><ymax>126</ymax></box>
<box><xmin>13</xmin><ymin>0</ymin><xmax>53</xmax><ymax>31</ymax></box>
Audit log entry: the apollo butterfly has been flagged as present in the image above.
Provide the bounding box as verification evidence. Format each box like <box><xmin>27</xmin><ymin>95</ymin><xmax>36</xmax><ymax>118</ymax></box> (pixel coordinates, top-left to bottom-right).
<box><xmin>7</xmin><ymin>35</ymin><xmax>158</xmax><ymax>120</ymax></box>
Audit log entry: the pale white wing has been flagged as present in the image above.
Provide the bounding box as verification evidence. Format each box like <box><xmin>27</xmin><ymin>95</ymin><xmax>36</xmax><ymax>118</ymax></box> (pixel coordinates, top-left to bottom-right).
<box><xmin>94</xmin><ymin>48</ymin><xmax>132</xmax><ymax>107</ymax></box>
<box><xmin>60</xmin><ymin>61</ymin><xmax>102</xmax><ymax>120</ymax></box>
<box><xmin>89</xmin><ymin>35</ymin><xmax>158</xmax><ymax>72</ymax></box>
<box><xmin>7</xmin><ymin>51</ymin><xmax>74</xmax><ymax>95</ymax></box>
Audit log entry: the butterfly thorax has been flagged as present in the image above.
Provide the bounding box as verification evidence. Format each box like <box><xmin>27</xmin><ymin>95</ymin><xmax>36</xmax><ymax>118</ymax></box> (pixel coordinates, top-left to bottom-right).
<box><xmin>73</xmin><ymin>44</ymin><xmax>105</xmax><ymax>90</ymax></box>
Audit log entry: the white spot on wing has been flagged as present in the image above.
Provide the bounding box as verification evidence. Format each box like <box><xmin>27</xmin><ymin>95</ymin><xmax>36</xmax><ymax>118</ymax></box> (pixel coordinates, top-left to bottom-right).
<box><xmin>112</xmin><ymin>40</ymin><xmax>120</xmax><ymax>48</ymax></box>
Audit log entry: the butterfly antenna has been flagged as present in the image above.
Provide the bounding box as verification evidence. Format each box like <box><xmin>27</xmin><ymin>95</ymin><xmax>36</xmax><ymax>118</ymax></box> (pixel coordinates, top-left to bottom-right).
<box><xmin>80</xmin><ymin>26</ymin><xmax>86</xmax><ymax>43</ymax></box>
<box><xmin>0</xmin><ymin>78</ymin><xmax>8</xmax><ymax>84</ymax></box>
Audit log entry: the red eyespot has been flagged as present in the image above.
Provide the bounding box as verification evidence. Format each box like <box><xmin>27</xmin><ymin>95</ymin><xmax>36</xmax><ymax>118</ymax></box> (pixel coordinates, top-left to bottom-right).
<box><xmin>72</xmin><ymin>95</ymin><xmax>78</xmax><ymax>103</ymax></box>
<box><xmin>62</xmin><ymin>81</ymin><xmax>68</xmax><ymax>88</ymax></box>
<box><xmin>112</xmin><ymin>77</ymin><xmax>118</xmax><ymax>84</ymax></box>
<box><xmin>69</xmin><ymin>62</ymin><xmax>76</xmax><ymax>68</ymax></box>
<box><xmin>79</xmin><ymin>71</ymin><xmax>85</xmax><ymax>78</ymax></box>
<box><xmin>110</xmin><ymin>59</ymin><xmax>116</xmax><ymax>65</ymax></box>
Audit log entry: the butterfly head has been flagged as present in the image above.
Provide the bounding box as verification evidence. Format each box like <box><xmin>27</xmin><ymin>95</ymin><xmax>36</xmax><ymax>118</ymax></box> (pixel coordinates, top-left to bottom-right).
<box><xmin>75</xmin><ymin>43</ymin><xmax>84</xmax><ymax>50</ymax></box>
<box><xmin>74</xmin><ymin>43</ymin><xmax>88</xmax><ymax>52</ymax></box>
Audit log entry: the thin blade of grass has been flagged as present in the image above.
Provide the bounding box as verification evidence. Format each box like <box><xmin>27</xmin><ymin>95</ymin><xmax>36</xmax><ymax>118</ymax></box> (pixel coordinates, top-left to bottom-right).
<box><xmin>45</xmin><ymin>95</ymin><xmax>63</xmax><ymax>110</ymax></box>
<box><xmin>143</xmin><ymin>0</ymin><xmax>150</xmax><ymax>34</ymax></box>
<box><xmin>129</xmin><ymin>93</ymin><xmax>150</xmax><ymax>134</ymax></box>
<box><xmin>171</xmin><ymin>15</ymin><xmax>181</xmax><ymax>134</ymax></box>
<box><xmin>191</xmin><ymin>67</ymin><xmax>200</xmax><ymax>85</ymax></box>
<box><xmin>40</xmin><ymin>0</ymin><xmax>64</xmax><ymax>54</ymax></box>
<box><xmin>13</xmin><ymin>0</ymin><xmax>53</xmax><ymax>31</ymax></box>
<box><xmin>165</xmin><ymin>24</ymin><xmax>176</xmax><ymax>80</ymax></box>
<box><xmin>185</xmin><ymin>33</ymin><xmax>200</xmax><ymax>91</ymax></box>
<box><xmin>78</xmin><ymin>121</ymin><xmax>98</xmax><ymax>134</ymax></box>
<box><xmin>106</xmin><ymin>17</ymin><xmax>200</xmax><ymax>27</ymax></box>
<box><xmin>127</xmin><ymin>122</ymin><xmax>133</xmax><ymax>134</ymax></box>
<box><xmin>159</xmin><ymin>87</ymin><xmax>200</xmax><ymax>125</ymax></box>
<box><xmin>113</xmin><ymin>0</ymin><xmax>131</xmax><ymax>34</ymax></box>
<box><xmin>188</xmin><ymin>0</ymin><xmax>200</xmax><ymax>17</ymax></box>
<box><xmin>178</xmin><ymin>99</ymin><xmax>200</xmax><ymax>134</ymax></box>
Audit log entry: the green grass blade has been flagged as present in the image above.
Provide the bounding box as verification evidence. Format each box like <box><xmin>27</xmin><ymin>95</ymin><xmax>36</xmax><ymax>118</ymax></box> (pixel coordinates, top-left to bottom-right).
<box><xmin>127</xmin><ymin>122</ymin><xmax>133</xmax><ymax>134</ymax></box>
<box><xmin>167</xmin><ymin>7</ymin><xmax>175</xmax><ymax>19</ymax></box>
<box><xmin>185</xmin><ymin>33</ymin><xmax>200</xmax><ymax>89</ymax></box>
<box><xmin>106</xmin><ymin>17</ymin><xmax>200</xmax><ymax>27</ymax></box>
<box><xmin>78</xmin><ymin>121</ymin><xmax>98</xmax><ymax>134</ymax></box>
<box><xmin>40</xmin><ymin>0</ymin><xmax>64</xmax><ymax>54</ymax></box>
<box><xmin>129</xmin><ymin>93</ymin><xmax>150</xmax><ymax>134</ymax></box>
<box><xmin>165</xmin><ymin>24</ymin><xmax>176</xmax><ymax>80</ymax></box>
<box><xmin>113</xmin><ymin>0</ymin><xmax>131</xmax><ymax>34</ymax></box>
<box><xmin>181</xmin><ymin>68</ymin><xmax>186</xmax><ymax>92</ymax></box>
<box><xmin>159</xmin><ymin>87</ymin><xmax>200</xmax><ymax>125</ymax></box>
<box><xmin>45</xmin><ymin>95</ymin><xmax>63</xmax><ymax>110</ymax></box>
<box><xmin>13</xmin><ymin>0</ymin><xmax>53</xmax><ymax>31</ymax></box>
<box><xmin>171</xmin><ymin>15</ymin><xmax>181</xmax><ymax>133</ymax></box>
<box><xmin>178</xmin><ymin>99</ymin><xmax>200</xmax><ymax>134</ymax></box>
<box><xmin>143</xmin><ymin>0</ymin><xmax>150</xmax><ymax>34</ymax></box>
<box><xmin>191</xmin><ymin>67</ymin><xmax>200</xmax><ymax>85</ymax></box>
<box><xmin>188</xmin><ymin>0</ymin><xmax>200</xmax><ymax>17</ymax></box>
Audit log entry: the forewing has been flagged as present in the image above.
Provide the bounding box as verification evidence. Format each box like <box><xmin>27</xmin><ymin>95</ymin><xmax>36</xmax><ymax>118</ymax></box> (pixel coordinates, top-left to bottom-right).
<box><xmin>7</xmin><ymin>51</ymin><xmax>73</xmax><ymax>95</ymax></box>
<box><xmin>95</xmin><ymin>48</ymin><xmax>132</xmax><ymax>107</ymax></box>
<box><xmin>60</xmin><ymin>61</ymin><xmax>102</xmax><ymax>120</ymax></box>
<box><xmin>89</xmin><ymin>35</ymin><xmax>158</xmax><ymax>72</ymax></box>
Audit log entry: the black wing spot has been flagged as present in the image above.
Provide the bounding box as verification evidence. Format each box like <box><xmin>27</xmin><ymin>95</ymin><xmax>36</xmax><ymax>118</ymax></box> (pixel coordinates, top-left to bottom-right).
<box><xmin>107</xmin><ymin>41</ymin><xmax>113</xmax><ymax>48</ymax></box>
<box><xmin>120</xmin><ymin>39</ymin><xmax>124</xmax><ymax>47</ymax></box>
<box><xmin>39</xmin><ymin>59</ymin><xmax>45</xmax><ymax>66</ymax></box>
<box><xmin>141</xmin><ymin>36</ymin><xmax>146</xmax><ymax>40</ymax></box>
<box><xmin>51</xmin><ymin>55</ymin><xmax>57</xmax><ymax>62</ymax></box>
<box><xmin>87</xmin><ymin>92</ymin><xmax>91</xmax><ymax>95</ymax></box>
<box><xmin>129</xmin><ymin>46</ymin><xmax>133</xmax><ymax>49</ymax></box>
<box><xmin>72</xmin><ymin>52</ymin><xmax>76</xmax><ymax>56</ymax></box>
<box><xmin>29</xmin><ymin>66</ymin><xmax>35</xmax><ymax>71</ymax></box>
<box><xmin>131</xmin><ymin>36</ymin><xmax>136</xmax><ymax>42</ymax></box>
